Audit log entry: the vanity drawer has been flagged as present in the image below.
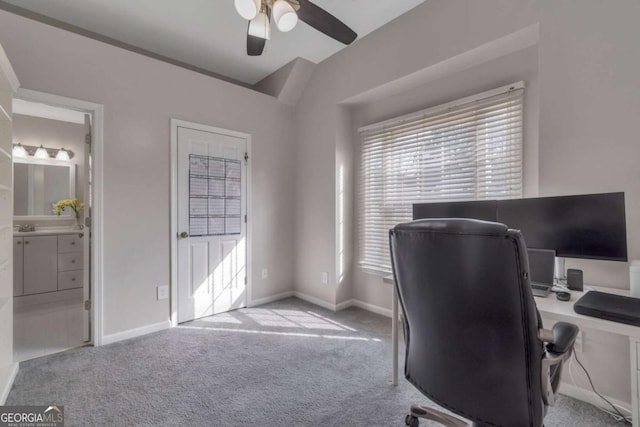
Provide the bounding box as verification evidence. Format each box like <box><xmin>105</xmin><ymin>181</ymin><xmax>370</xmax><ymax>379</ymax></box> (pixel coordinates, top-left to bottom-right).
<box><xmin>58</xmin><ymin>270</ymin><xmax>83</xmax><ymax>290</ymax></box>
<box><xmin>58</xmin><ymin>253</ymin><xmax>83</xmax><ymax>271</ymax></box>
<box><xmin>58</xmin><ymin>234</ymin><xmax>84</xmax><ymax>253</ymax></box>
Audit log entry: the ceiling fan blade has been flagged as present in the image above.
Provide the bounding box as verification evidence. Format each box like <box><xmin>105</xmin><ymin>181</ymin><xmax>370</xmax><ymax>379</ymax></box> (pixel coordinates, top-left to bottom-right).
<box><xmin>247</xmin><ymin>24</ymin><xmax>267</xmax><ymax>56</ymax></box>
<box><xmin>296</xmin><ymin>0</ymin><xmax>357</xmax><ymax>45</ymax></box>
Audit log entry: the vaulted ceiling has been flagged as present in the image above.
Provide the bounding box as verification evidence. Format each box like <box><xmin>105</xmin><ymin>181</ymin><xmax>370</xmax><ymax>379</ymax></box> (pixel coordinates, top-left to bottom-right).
<box><xmin>0</xmin><ymin>0</ymin><xmax>425</xmax><ymax>85</ymax></box>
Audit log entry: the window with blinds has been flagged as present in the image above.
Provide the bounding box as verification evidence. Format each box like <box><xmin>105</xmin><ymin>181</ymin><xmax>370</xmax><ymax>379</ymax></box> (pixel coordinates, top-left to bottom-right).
<box><xmin>358</xmin><ymin>82</ymin><xmax>524</xmax><ymax>274</ymax></box>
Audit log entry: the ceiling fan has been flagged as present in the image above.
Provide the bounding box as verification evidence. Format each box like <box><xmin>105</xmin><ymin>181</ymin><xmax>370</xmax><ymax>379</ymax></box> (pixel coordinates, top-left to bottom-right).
<box><xmin>234</xmin><ymin>0</ymin><xmax>358</xmax><ymax>56</ymax></box>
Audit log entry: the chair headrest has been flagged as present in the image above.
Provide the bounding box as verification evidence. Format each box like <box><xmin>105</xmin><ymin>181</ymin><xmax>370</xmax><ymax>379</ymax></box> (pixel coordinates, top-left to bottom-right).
<box><xmin>392</xmin><ymin>218</ymin><xmax>509</xmax><ymax>236</ymax></box>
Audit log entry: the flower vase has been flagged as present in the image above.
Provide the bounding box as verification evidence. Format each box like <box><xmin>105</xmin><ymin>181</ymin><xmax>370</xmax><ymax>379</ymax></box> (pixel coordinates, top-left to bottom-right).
<box><xmin>75</xmin><ymin>214</ymin><xmax>84</xmax><ymax>230</ymax></box>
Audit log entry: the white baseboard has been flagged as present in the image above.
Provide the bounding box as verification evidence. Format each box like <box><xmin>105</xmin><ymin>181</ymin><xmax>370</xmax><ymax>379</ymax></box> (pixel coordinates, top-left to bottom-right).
<box><xmin>252</xmin><ymin>291</ymin><xmax>393</xmax><ymax>319</ymax></box>
<box><xmin>332</xmin><ymin>298</ymin><xmax>394</xmax><ymax>318</ymax></box>
<box><xmin>293</xmin><ymin>291</ymin><xmax>337</xmax><ymax>311</ymax></box>
<box><xmin>290</xmin><ymin>293</ymin><xmax>393</xmax><ymax>318</ymax></box>
<box><xmin>350</xmin><ymin>299</ymin><xmax>393</xmax><ymax>318</ymax></box>
<box><xmin>335</xmin><ymin>299</ymin><xmax>353</xmax><ymax>311</ymax></box>
<box><xmin>560</xmin><ymin>383</ymin><xmax>632</xmax><ymax>415</ymax></box>
<box><xmin>0</xmin><ymin>362</ymin><xmax>19</xmax><ymax>405</ymax></box>
<box><xmin>249</xmin><ymin>291</ymin><xmax>294</xmax><ymax>307</ymax></box>
<box><xmin>102</xmin><ymin>320</ymin><xmax>171</xmax><ymax>346</ymax></box>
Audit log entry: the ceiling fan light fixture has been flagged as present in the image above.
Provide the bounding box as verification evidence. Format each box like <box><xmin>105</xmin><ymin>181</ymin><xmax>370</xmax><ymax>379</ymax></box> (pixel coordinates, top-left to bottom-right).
<box><xmin>273</xmin><ymin>0</ymin><xmax>298</xmax><ymax>32</ymax></box>
<box><xmin>248</xmin><ymin>8</ymin><xmax>271</xmax><ymax>40</ymax></box>
<box><xmin>234</xmin><ymin>0</ymin><xmax>261</xmax><ymax>20</ymax></box>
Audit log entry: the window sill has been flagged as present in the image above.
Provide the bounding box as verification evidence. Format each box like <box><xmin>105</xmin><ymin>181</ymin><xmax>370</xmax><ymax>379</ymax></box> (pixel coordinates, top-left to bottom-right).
<box><xmin>360</xmin><ymin>266</ymin><xmax>395</xmax><ymax>284</ymax></box>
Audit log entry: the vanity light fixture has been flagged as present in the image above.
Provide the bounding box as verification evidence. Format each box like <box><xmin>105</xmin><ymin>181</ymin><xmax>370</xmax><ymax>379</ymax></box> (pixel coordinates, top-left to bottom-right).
<box><xmin>12</xmin><ymin>142</ymin><xmax>27</xmax><ymax>158</ymax></box>
<box><xmin>34</xmin><ymin>145</ymin><xmax>50</xmax><ymax>159</ymax></box>
<box><xmin>12</xmin><ymin>143</ymin><xmax>75</xmax><ymax>160</ymax></box>
<box><xmin>55</xmin><ymin>148</ymin><xmax>70</xmax><ymax>161</ymax></box>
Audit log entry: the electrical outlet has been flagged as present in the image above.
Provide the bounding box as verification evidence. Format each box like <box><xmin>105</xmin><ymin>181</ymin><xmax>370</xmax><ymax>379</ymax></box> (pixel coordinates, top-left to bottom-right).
<box><xmin>574</xmin><ymin>331</ymin><xmax>583</xmax><ymax>353</ymax></box>
<box><xmin>262</xmin><ymin>268</ymin><xmax>268</xmax><ymax>279</ymax></box>
<box><xmin>157</xmin><ymin>285</ymin><xmax>169</xmax><ymax>300</ymax></box>
<box><xmin>322</xmin><ymin>271</ymin><xmax>328</xmax><ymax>284</ymax></box>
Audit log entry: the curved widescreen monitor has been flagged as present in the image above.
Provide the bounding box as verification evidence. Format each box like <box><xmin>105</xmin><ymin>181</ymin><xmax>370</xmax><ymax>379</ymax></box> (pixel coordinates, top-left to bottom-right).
<box><xmin>413</xmin><ymin>192</ymin><xmax>627</xmax><ymax>262</ymax></box>
<box><xmin>497</xmin><ymin>192</ymin><xmax>627</xmax><ymax>262</ymax></box>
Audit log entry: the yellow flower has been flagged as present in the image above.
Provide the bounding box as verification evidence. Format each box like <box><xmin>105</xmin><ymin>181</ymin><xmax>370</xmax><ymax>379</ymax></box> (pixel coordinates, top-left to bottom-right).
<box><xmin>52</xmin><ymin>197</ymin><xmax>84</xmax><ymax>219</ymax></box>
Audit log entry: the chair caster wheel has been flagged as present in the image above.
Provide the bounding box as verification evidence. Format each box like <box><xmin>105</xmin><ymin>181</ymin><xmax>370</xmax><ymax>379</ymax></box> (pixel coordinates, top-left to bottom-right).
<box><xmin>405</xmin><ymin>414</ymin><xmax>419</xmax><ymax>427</ymax></box>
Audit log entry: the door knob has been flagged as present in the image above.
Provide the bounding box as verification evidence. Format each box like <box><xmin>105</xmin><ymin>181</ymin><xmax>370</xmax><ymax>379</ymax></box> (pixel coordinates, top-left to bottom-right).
<box><xmin>179</xmin><ymin>231</ymin><xmax>189</xmax><ymax>239</ymax></box>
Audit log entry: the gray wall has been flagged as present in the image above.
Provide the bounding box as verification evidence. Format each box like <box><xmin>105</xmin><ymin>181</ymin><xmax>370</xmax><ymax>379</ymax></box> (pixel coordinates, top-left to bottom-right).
<box><xmin>535</xmin><ymin>0</ymin><xmax>640</xmax><ymax>403</ymax></box>
<box><xmin>538</xmin><ymin>0</ymin><xmax>640</xmax><ymax>289</ymax></box>
<box><xmin>0</xmin><ymin>10</ymin><xmax>296</xmax><ymax>336</ymax></box>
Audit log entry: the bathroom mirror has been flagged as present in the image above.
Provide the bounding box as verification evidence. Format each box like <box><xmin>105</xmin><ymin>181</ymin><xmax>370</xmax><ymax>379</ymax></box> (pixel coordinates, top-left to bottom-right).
<box><xmin>13</xmin><ymin>158</ymin><xmax>76</xmax><ymax>218</ymax></box>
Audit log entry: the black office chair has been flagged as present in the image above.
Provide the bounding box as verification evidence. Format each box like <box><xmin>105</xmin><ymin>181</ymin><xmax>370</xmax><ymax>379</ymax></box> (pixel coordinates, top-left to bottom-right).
<box><xmin>389</xmin><ymin>219</ymin><xmax>578</xmax><ymax>427</ymax></box>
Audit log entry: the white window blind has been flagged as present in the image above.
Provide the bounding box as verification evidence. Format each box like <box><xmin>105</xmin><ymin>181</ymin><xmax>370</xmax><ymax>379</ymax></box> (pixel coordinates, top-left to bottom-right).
<box><xmin>358</xmin><ymin>83</ymin><xmax>524</xmax><ymax>274</ymax></box>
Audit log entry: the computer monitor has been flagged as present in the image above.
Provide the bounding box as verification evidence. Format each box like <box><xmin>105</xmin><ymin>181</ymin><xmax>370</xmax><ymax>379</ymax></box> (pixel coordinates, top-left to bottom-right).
<box><xmin>497</xmin><ymin>192</ymin><xmax>627</xmax><ymax>262</ymax></box>
<box><xmin>412</xmin><ymin>200</ymin><xmax>498</xmax><ymax>222</ymax></box>
<box><xmin>412</xmin><ymin>192</ymin><xmax>627</xmax><ymax>262</ymax></box>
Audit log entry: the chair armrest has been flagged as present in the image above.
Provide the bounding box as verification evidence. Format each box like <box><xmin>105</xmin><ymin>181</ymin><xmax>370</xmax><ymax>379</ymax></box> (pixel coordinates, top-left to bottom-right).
<box><xmin>538</xmin><ymin>322</ymin><xmax>579</xmax><ymax>406</ymax></box>
<box><xmin>541</xmin><ymin>322</ymin><xmax>579</xmax><ymax>354</ymax></box>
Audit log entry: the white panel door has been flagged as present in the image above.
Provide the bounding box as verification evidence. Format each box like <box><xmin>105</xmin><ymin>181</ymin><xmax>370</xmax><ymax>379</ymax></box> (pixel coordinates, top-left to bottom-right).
<box><xmin>177</xmin><ymin>126</ymin><xmax>247</xmax><ymax>323</ymax></box>
<box><xmin>82</xmin><ymin>113</ymin><xmax>92</xmax><ymax>342</ymax></box>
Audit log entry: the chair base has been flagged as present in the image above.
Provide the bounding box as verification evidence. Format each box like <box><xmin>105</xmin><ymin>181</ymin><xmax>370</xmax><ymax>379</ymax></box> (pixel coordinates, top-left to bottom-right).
<box><xmin>405</xmin><ymin>404</ymin><xmax>469</xmax><ymax>427</ymax></box>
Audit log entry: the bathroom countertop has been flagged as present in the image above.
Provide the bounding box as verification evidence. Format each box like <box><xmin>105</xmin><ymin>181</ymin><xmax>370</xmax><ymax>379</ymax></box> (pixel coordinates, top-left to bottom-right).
<box><xmin>13</xmin><ymin>229</ymin><xmax>84</xmax><ymax>237</ymax></box>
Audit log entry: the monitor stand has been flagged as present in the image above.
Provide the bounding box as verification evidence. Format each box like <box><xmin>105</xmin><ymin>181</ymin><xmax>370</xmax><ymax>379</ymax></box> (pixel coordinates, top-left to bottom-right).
<box><xmin>554</xmin><ymin>257</ymin><xmax>566</xmax><ymax>285</ymax></box>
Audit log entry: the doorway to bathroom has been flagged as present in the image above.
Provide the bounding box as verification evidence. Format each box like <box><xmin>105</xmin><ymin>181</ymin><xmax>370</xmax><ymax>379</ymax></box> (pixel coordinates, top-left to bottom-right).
<box><xmin>11</xmin><ymin>89</ymin><xmax>103</xmax><ymax>361</ymax></box>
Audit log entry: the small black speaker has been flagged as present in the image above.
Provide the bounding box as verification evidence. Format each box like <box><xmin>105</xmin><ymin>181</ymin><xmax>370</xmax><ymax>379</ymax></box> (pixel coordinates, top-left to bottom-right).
<box><xmin>567</xmin><ymin>269</ymin><xmax>583</xmax><ymax>291</ymax></box>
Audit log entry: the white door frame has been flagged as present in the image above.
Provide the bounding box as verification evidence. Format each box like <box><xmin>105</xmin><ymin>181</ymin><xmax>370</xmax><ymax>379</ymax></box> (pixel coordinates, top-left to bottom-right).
<box><xmin>170</xmin><ymin>119</ymin><xmax>252</xmax><ymax>327</ymax></box>
<box><xmin>15</xmin><ymin>88</ymin><xmax>105</xmax><ymax>346</ymax></box>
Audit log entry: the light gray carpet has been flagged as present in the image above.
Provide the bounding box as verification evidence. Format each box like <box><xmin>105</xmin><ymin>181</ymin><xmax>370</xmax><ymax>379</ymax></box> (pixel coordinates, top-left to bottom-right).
<box><xmin>7</xmin><ymin>297</ymin><xmax>621</xmax><ymax>426</ymax></box>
